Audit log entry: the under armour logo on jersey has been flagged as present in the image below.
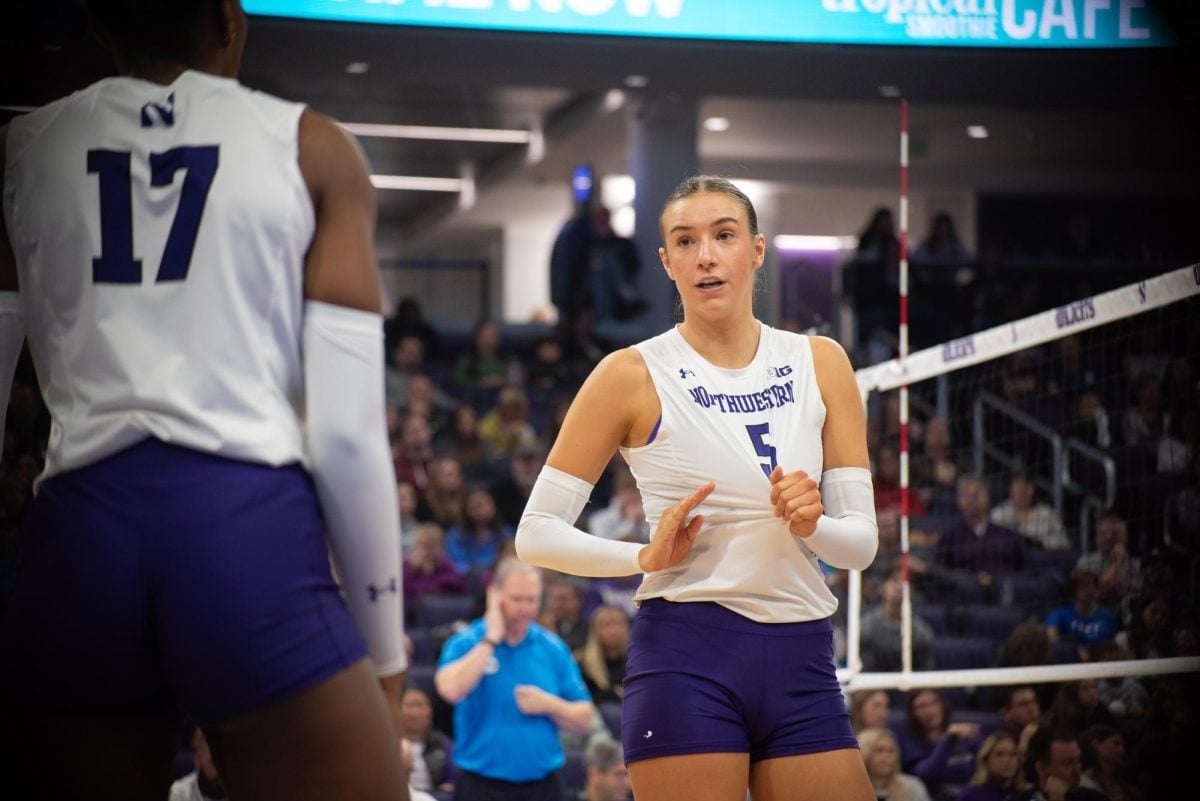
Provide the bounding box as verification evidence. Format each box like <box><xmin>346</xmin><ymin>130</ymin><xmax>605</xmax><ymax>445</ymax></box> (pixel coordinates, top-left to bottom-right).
<box><xmin>140</xmin><ymin>92</ymin><xmax>176</xmax><ymax>128</ymax></box>
<box><xmin>767</xmin><ymin>365</ymin><xmax>793</xmax><ymax>378</ymax></box>
<box><xmin>643</xmin><ymin>730</ymin><xmax>653</xmax><ymax>739</ymax></box>
<box><xmin>366</xmin><ymin>578</ymin><xmax>398</xmax><ymax>602</ymax></box>
<box><xmin>678</xmin><ymin>368</ymin><xmax>695</xmax><ymax>379</ymax></box>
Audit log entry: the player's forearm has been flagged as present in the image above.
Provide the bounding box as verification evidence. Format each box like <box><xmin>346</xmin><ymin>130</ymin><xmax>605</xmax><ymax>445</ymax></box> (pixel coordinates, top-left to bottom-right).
<box><xmin>303</xmin><ymin>301</ymin><xmax>406</xmax><ymax>677</ymax></box>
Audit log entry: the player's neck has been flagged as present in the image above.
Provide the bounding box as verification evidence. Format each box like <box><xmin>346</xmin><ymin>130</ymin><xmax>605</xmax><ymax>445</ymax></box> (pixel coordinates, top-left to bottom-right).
<box><xmin>678</xmin><ymin>314</ymin><xmax>761</xmax><ymax>370</ymax></box>
<box><xmin>121</xmin><ymin>54</ymin><xmax>229</xmax><ymax>86</ymax></box>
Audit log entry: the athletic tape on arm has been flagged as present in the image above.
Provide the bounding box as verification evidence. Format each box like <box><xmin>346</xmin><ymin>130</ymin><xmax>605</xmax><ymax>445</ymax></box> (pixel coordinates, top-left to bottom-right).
<box><xmin>0</xmin><ymin>292</ymin><xmax>22</xmax><ymax>453</ymax></box>
<box><xmin>804</xmin><ymin>466</ymin><xmax>878</xmax><ymax>572</ymax></box>
<box><xmin>516</xmin><ymin>465</ymin><xmax>644</xmax><ymax>577</ymax></box>
<box><xmin>303</xmin><ymin>300</ymin><xmax>406</xmax><ymax>676</ymax></box>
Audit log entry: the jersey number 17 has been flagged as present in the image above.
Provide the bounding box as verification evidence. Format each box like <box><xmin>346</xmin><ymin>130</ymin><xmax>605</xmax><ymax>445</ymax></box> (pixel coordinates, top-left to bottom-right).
<box><xmin>87</xmin><ymin>145</ymin><xmax>219</xmax><ymax>283</ymax></box>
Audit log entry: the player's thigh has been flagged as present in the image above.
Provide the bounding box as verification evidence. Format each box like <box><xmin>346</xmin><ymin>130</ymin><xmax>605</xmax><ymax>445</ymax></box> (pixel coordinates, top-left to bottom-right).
<box><xmin>628</xmin><ymin>752</ymin><xmax>749</xmax><ymax>801</ymax></box>
<box><xmin>749</xmin><ymin>748</ymin><xmax>874</xmax><ymax>801</ymax></box>
<box><xmin>205</xmin><ymin>658</ymin><xmax>407</xmax><ymax>801</ymax></box>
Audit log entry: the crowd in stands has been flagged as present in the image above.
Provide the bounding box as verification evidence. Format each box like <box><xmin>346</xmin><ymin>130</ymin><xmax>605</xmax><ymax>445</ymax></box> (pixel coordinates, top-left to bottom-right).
<box><xmin>1</xmin><ymin>206</ymin><xmax>1196</xmax><ymax>801</ymax></box>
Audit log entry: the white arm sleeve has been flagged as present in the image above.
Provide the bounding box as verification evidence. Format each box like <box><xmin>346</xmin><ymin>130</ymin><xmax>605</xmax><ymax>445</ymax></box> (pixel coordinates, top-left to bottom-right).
<box><xmin>0</xmin><ymin>292</ymin><xmax>22</xmax><ymax>455</ymax></box>
<box><xmin>516</xmin><ymin>465</ymin><xmax>644</xmax><ymax>577</ymax></box>
<box><xmin>303</xmin><ymin>300</ymin><xmax>406</xmax><ymax>677</ymax></box>
<box><xmin>804</xmin><ymin>466</ymin><xmax>878</xmax><ymax>572</ymax></box>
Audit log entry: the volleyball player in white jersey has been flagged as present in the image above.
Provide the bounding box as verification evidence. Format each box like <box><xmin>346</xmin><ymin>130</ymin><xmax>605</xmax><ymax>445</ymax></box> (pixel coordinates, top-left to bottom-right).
<box><xmin>517</xmin><ymin>175</ymin><xmax>878</xmax><ymax>800</ymax></box>
<box><xmin>0</xmin><ymin>2</ymin><xmax>408</xmax><ymax>799</ymax></box>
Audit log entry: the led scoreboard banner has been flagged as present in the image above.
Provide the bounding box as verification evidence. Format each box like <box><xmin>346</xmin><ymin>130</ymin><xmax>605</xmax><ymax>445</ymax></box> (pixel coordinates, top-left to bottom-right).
<box><xmin>244</xmin><ymin>0</ymin><xmax>1172</xmax><ymax>49</ymax></box>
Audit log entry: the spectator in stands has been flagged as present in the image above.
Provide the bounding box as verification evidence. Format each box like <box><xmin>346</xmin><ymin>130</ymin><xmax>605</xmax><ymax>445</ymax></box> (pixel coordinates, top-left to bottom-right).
<box><xmin>489</xmin><ymin>441</ymin><xmax>544</xmax><ymax>528</ymax></box>
<box><xmin>1090</xmin><ymin>642</ymin><xmax>1150</xmax><ymax>722</ymax></box>
<box><xmin>561</xmin><ymin>305</ymin><xmax>613</xmax><ymax>382</ymax></box>
<box><xmin>169</xmin><ymin>727</ymin><xmax>225</xmax><ymax>801</ymax></box>
<box><xmin>997</xmin><ymin>686</ymin><xmax>1042</xmax><ymax>752</ymax></box>
<box><xmin>849</xmin><ymin>207</ymin><xmax>900</xmax><ymax>349</ymax></box>
<box><xmin>435</xmin><ymin>559</ymin><xmax>595</xmax><ymax>800</ymax></box>
<box><xmin>860</xmin><ymin>563</ymin><xmax>937</xmax><ymax>672</ymax></box>
<box><xmin>1044</xmin><ymin>336</ymin><xmax>1096</xmax><ymax>425</ymax></box>
<box><xmin>1077</xmin><ymin>725</ymin><xmax>1138</xmax><ymax>801</ymax></box>
<box><xmin>397</xmin><ymin>480</ymin><xmax>424</xmax><ymax>556</ymax></box>
<box><xmin>404</xmin><ymin>373</ymin><xmax>457</xmax><ymax>438</ymax></box>
<box><xmin>898</xmin><ymin>689</ymin><xmax>983</xmax><ymax>801</ymax></box>
<box><xmin>990</xmin><ymin>471</ymin><xmax>1070</xmax><ymax>551</ymax></box>
<box><xmin>912</xmin><ymin>211</ymin><xmax>973</xmax><ymax>265</ymax></box>
<box><xmin>859</xmin><ymin>727</ymin><xmax>933</xmax><ymax>801</ymax></box>
<box><xmin>850</xmin><ymin>690</ymin><xmax>892</xmax><ymax>736</ymax></box>
<box><xmin>577</xmin><ymin>739</ymin><xmax>632</xmax><ymax>801</ymax></box>
<box><xmin>385</xmin><ymin>296</ymin><xmax>441</xmax><ymax>363</ymax></box>
<box><xmin>437</xmin><ymin>404</ymin><xmax>491</xmax><ymax>483</ymax></box>
<box><xmin>914</xmin><ymin>416</ymin><xmax>967</xmax><ymax>518</ymax></box>
<box><xmin>874</xmin><ymin>443</ymin><xmax>927</xmax><ymax>517</ymax></box>
<box><xmin>1044</xmin><ymin>570</ymin><xmax>1117</xmax><ymax>657</ymax></box>
<box><xmin>527</xmin><ymin>334</ymin><xmax>574</xmax><ymax>394</ymax></box>
<box><xmin>966</xmin><ymin>240</ymin><xmax>1008</xmax><ymax>333</ymax></box>
<box><xmin>444</xmin><ymin>487</ymin><xmax>514</xmax><ymax>579</ymax></box>
<box><xmin>1075</xmin><ymin>514</ymin><xmax>1141</xmax><ymax>610</ymax></box>
<box><xmin>394</xmin><ymin>412</ymin><xmax>437</xmax><ymax>496</ymax></box>
<box><xmin>1044</xmin><ymin>681</ymin><xmax>1115</xmax><ymax>734</ymax></box>
<box><xmin>451</xmin><ymin>320</ymin><xmax>509</xmax><ymax>408</ymax></box>
<box><xmin>1000</xmin><ymin>623</ymin><xmax>1051</xmax><ymax>671</ymax></box>
<box><xmin>587</xmin><ymin>461</ymin><xmax>650</xmax><ymax>543</ymax></box>
<box><xmin>1121</xmin><ymin>374</ymin><xmax>1167</xmax><ymax>451</ymax></box>
<box><xmin>1114</xmin><ymin>592</ymin><xmax>1172</xmax><ymax>659</ymax></box>
<box><xmin>422</xmin><ymin>457</ymin><xmax>469</xmax><ymax>531</ymax></box>
<box><xmin>1164</xmin><ymin>452</ymin><xmax>1200</xmax><ymax>550</ymax></box>
<box><xmin>385</xmin><ymin>334</ymin><xmax>427</xmax><ymax>407</ymax></box>
<box><xmin>478</xmin><ymin>385</ymin><xmax>542</xmax><ymax>461</ymax></box>
<box><xmin>936</xmin><ymin>476</ymin><xmax>1027</xmax><ymax>596</ymax></box>
<box><xmin>539</xmin><ymin>575</ymin><xmax>589</xmax><ymax>652</ymax></box>
<box><xmin>1013</xmin><ymin>727</ymin><xmax>1106</xmax><ymax>801</ymax></box>
<box><xmin>1157</xmin><ymin>406</ymin><xmax>1197</xmax><ymax>474</ymax></box>
<box><xmin>400</xmin><ymin>685</ymin><xmax>454</xmax><ymax>795</ymax></box>
<box><xmin>956</xmin><ymin>730</ymin><xmax>1021</xmax><ymax>801</ymax></box>
<box><xmin>1066</xmin><ymin>390</ymin><xmax>1112</xmax><ymax>450</ymax></box>
<box><xmin>403</xmin><ymin>523</ymin><xmax>468</xmax><ymax>614</ymax></box>
<box><xmin>574</xmin><ymin>604</ymin><xmax>630</xmax><ymax>705</ymax></box>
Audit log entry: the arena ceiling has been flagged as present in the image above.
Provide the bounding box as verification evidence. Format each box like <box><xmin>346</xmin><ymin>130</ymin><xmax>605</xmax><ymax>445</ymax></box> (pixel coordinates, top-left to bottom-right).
<box><xmin>3</xmin><ymin>4</ymin><xmax>1197</xmax><ymax>238</ymax></box>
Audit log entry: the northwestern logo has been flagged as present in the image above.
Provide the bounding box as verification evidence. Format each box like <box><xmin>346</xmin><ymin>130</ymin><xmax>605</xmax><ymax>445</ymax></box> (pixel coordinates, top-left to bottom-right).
<box><xmin>1137</xmin><ymin>281</ymin><xmax>1147</xmax><ymax>304</ymax></box>
<box><xmin>1055</xmin><ymin>298</ymin><xmax>1096</xmax><ymax>329</ymax></box>
<box><xmin>678</xmin><ymin>368</ymin><xmax>695</xmax><ymax>379</ymax></box>
<box><xmin>767</xmin><ymin>365</ymin><xmax>793</xmax><ymax>378</ymax></box>
<box><xmin>366</xmin><ymin>578</ymin><xmax>398</xmax><ymax>602</ymax></box>
<box><xmin>942</xmin><ymin>336</ymin><xmax>976</xmax><ymax>363</ymax></box>
<box><xmin>140</xmin><ymin>92</ymin><xmax>176</xmax><ymax>128</ymax></box>
<box><xmin>1193</xmin><ymin>264</ymin><xmax>1200</xmax><ymax>285</ymax></box>
<box><xmin>687</xmin><ymin>381</ymin><xmax>795</xmax><ymax>414</ymax></box>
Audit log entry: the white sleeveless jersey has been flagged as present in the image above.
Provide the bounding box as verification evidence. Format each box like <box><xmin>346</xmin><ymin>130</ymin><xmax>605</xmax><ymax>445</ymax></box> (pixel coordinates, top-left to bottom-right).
<box><xmin>3</xmin><ymin>71</ymin><xmax>315</xmax><ymax>480</ymax></box>
<box><xmin>623</xmin><ymin>324</ymin><xmax>837</xmax><ymax>623</ymax></box>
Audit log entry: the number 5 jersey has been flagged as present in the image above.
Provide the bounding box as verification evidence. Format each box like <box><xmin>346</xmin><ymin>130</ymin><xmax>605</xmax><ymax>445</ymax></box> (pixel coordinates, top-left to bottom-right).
<box><xmin>3</xmin><ymin>71</ymin><xmax>314</xmax><ymax>482</ymax></box>
<box><xmin>623</xmin><ymin>324</ymin><xmax>839</xmax><ymax>623</ymax></box>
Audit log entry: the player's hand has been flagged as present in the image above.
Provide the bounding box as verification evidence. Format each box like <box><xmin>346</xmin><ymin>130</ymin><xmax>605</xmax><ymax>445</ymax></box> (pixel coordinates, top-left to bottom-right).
<box><xmin>637</xmin><ymin>482</ymin><xmax>715</xmax><ymax>573</ymax></box>
<box><xmin>514</xmin><ymin>684</ymin><xmax>554</xmax><ymax>715</ymax></box>
<box><xmin>483</xmin><ymin>585</ymin><xmax>505</xmax><ymax>644</ymax></box>
<box><xmin>768</xmin><ymin>466</ymin><xmax>822</xmax><ymax>539</ymax></box>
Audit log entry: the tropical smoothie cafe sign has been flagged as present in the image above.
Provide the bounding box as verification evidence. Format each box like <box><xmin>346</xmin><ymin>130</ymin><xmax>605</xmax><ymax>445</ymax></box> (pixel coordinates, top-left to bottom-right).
<box><xmin>244</xmin><ymin>0</ymin><xmax>1172</xmax><ymax>48</ymax></box>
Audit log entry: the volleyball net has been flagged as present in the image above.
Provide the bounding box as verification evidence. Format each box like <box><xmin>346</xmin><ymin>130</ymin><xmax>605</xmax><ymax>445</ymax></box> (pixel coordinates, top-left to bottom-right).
<box><xmin>841</xmin><ymin>263</ymin><xmax>1200</xmax><ymax>705</ymax></box>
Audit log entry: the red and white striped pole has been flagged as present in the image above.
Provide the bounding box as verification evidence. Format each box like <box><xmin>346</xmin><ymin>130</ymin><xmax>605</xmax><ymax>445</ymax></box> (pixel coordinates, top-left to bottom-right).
<box><xmin>898</xmin><ymin>99</ymin><xmax>913</xmax><ymax>676</ymax></box>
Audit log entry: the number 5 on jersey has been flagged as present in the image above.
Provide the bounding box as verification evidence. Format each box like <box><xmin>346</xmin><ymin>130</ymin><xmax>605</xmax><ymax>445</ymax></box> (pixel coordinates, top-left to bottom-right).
<box><xmin>88</xmin><ymin>145</ymin><xmax>219</xmax><ymax>283</ymax></box>
<box><xmin>746</xmin><ymin>422</ymin><xmax>778</xmax><ymax>478</ymax></box>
